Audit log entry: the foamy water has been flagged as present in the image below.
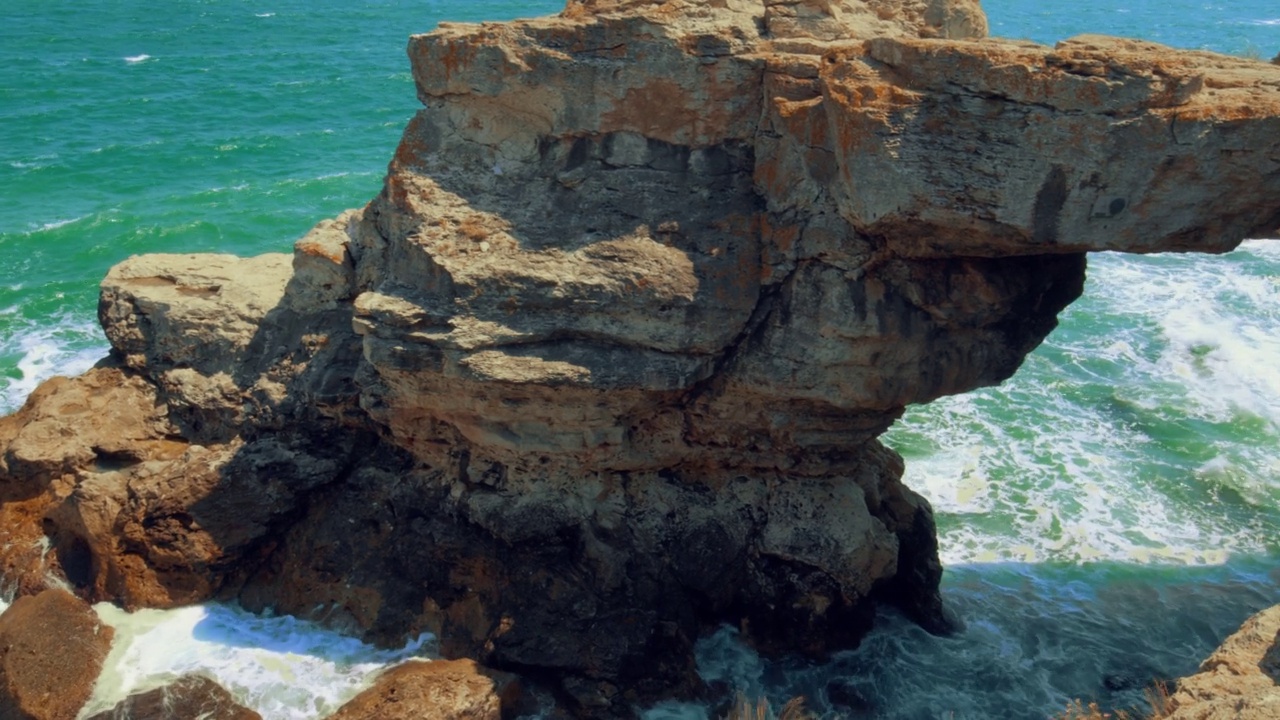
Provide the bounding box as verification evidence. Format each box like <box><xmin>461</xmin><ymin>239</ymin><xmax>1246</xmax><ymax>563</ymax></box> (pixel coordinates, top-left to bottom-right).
<box><xmin>0</xmin><ymin>313</ymin><xmax>105</xmax><ymax>413</ymax></box>
<box><xmin>79</xmin><ymin>603</ymin><xmax>435</xmax><ymax>719</ymax></box>
<box><xmin>891</xmin><ymin>242</ymin><xmax>1280</xmax><ymax>567</ymax></box>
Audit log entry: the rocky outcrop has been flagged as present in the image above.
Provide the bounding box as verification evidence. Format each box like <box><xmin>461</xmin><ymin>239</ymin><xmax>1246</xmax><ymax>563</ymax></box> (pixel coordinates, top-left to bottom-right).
<box><xmin>1165</xmin><ymin>605</ymin><xmax>1280</xmax><ymax>720</ymax></box>
<box><xmin>84</xmin><ymin>674</ymin><xmax>262</xmax><ymax>720</ymax></box>
<box><xmin>2</xmin><ymin>0</ymin><xmax>1280</xmax><ymax>716</ymax></box>
<box><xmin>325</xmin><ymin>659</ymin><xmax>531</xmax><ymax>720</ymax></box>
<box><xmin>0</xmin><ymin>589</ymin><xmax>114</xmax><ymax>720</ymax></box>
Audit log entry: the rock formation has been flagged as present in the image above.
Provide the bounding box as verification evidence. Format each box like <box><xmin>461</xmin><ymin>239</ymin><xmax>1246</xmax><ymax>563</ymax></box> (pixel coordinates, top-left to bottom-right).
<box><xmin>2</xmin><ymin>0</ymin><xmax>1279</xmax><ymax>716</ymax></box>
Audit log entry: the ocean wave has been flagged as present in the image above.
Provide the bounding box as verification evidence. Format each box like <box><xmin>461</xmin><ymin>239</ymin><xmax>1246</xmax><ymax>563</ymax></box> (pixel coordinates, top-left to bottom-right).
<box><xmin>123</xmin><ymin>54</ymin><xmax>152</xmax><ymax>64</ymax></box>
<box><xmin>887</xmin><ymin>247</ymin><xmax>1280</xmax><ymax>567</ymax></box>
<box><xmin>6</xmin><ymin>153</ymin><xmax>59</xmax><ymax>170</ymax></box>
<box><xmin>30</xmin><ymin>216</ymin><xmax>88</xmax><ymax>232</ymax></box>
<box><xmin>0</xmin><ymin>314</ymin><xmax>107</xmax><ymax>414</ymax></box>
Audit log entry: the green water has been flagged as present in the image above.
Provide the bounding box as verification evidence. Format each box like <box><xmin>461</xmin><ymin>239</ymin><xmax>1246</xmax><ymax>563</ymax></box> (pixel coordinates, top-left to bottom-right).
<box><xmin>1</xmin><ymin>1</ymin><xmax>1278</xmax><ymax>718</ymax></box>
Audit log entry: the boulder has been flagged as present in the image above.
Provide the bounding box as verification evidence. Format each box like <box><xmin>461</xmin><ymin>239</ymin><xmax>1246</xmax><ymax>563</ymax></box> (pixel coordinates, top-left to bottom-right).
<box><xmin>0</xmin><ymin>589</ymin><xmax>114</xmax><ymax>720</ymax></box>
<box><xmin>325</xmin><ymin>660</ymin><xmax>530</xmax><ymax>720</ymax></box>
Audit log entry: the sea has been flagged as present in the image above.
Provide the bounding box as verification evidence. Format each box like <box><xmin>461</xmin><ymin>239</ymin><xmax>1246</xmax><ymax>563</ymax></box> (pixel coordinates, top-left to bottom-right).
<box><xmin>1</xmin><ymin>1</ymin><xmax>1278</xmax><ymax>718</ymax></box>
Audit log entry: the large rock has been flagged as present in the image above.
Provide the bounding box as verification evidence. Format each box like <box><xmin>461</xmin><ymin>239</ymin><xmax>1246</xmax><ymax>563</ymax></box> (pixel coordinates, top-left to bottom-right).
<box><xmin>0</xmin><ymin>589</ymin><xmax>114</xmax><ymax>720</ymax></box>
<box><xmin>1</xmin><ymin>0</ymin><xmax>1279</xmax><ymax>717</ymax></box>
<box><xmin>1165</xmin><ymin>605</ymin><xmax>1280</xmax><ymax>720</ymax></box>
<box><xmin>325</xmin><ymin>659</ymin><xmax>529</xmax><ymax>720</ymax></box>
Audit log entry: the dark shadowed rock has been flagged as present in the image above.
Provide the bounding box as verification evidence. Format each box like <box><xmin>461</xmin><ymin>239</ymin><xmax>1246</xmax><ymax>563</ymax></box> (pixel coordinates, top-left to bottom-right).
<box><xmin>84</xmin><ymin>674</ymin><xmax>261</xmax><ymax>720</ymax></box>
<box><xmin>0</xmin><ymin>589</ymin><xmax>113</xmax><ymax>720</ymax></box>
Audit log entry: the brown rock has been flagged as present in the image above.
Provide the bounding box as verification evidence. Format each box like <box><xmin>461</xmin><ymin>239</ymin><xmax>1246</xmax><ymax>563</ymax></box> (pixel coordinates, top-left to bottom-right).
<box><xmin>325</xmin><ymin>660</ymin><xmax>529</xmax><ymax>720</ymax></box>
<box><xmin>84</xmin><ymin>674</ymin><xmax>261</xmax><ymax>720</ymax></box>
<box><xmin>3</xmin><ymin>1</ymin><xmax>1280</xmax><ymax>717</ymax></box>
<box><xmin>1165</xmin><ymin>605</ymin><xmax>1280</xmax><ymax>720</ymax></box>
<box><xmin>0</xmin><ymin>589</ymin><xmax>114</xmax><ymax>720</ymax></box>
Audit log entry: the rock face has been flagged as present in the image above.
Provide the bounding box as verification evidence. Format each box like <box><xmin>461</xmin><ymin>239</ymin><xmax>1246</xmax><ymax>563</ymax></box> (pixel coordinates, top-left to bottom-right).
<box><xmin>0</xmin><ymin>589</ymin><xmax>114</xmax><ymax>720</ymax></box>
<box><xmin>2</xmin><ymin>0</ymin><xmax>1280</xmax><ymax>716</ymax></box>
<box><xmin>1165</xmin><ymin>605</ymin><xmax>1280</xmax><ymax>720</ymax></box>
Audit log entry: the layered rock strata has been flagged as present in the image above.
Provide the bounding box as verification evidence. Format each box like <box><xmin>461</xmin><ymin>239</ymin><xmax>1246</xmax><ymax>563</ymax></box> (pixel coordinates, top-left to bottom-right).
<box><xmin>2</xmin><ymin>0</ymin><xmax>1280</xmax><ymax>716</ymax></box>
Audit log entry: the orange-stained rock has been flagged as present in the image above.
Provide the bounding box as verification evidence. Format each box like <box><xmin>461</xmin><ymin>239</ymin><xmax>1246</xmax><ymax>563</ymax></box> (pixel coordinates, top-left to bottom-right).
<box><xmin>326</xmin><ymin>660</ymin><xmax>531</xmax><ymax>720</ymax></box>
<box><xmin>0</xmin><ymin>589</ymin><xmax>114</xmax><ymax>720</ymax></box>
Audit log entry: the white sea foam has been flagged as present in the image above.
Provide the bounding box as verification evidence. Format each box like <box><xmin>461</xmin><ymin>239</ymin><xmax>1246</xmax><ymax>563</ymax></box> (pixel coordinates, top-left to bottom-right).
<box><xmin>32</xmin><ymin>216</ymin><xmax>87</xmax><ymax>232</ymax></box>
<box><xmin>123</xmin><ymin>54</ymin><xmax>152</xmax><ymax>64</ymax></box>
<box><xmin>256</xmin><ymin>12</ymin><xmax>276</xmax><ymax>18</ymax></box>
<box><xmin>888</xmin><ymin>245</ymin><xmax>1280</xmax><ymax>567</ymax></box>
<box><xmin>82</xmin><ymin>603</ymin><xmax>436</xmax><ymax>719</ymax></box>
<box><xmin>0</xmin><ymin>314</ymin><xmax>107</xmax><ymax>414</ymax></box>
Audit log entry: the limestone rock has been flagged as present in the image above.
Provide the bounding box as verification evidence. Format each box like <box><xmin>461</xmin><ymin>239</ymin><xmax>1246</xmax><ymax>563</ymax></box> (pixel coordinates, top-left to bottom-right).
<box><xmin>1</xmin><ymin>1</ymin><xmax>1279</xmax><ymax>717</ymax></box>
<box><xmin>325</xmin><ymin>660</ymin><xmax>529</xmax><ymax>720</ymax></box>
<box><xmin>0</xmin><ymin>589</ymin><xmax>114</xmax><ymax>720</ymax></box>
<box><xmin>84</xmin><ymin>674</ymin><xmax>261</xmax><ymax>720</ymax></box>
<box><xmin>1165</xmin><ymin>605</ymin><xmax>1280</xmax><ymax>720</ymax></box>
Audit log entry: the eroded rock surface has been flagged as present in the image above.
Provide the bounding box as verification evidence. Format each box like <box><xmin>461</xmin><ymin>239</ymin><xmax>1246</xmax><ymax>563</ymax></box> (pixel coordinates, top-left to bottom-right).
<box><xmin>2</xmin><ymin>0</ymin><xmax>1280</xmax><ymax>716</ymax></box>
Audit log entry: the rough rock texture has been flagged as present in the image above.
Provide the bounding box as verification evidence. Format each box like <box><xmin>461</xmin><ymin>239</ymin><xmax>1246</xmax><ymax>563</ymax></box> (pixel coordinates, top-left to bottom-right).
<box><xmin>1165</xmin><ymin>605</ymin><xmax>1280</xmax><ymax>720</ymax></box>
<box><xmin>2</xmin><ymin>0</ymin><xmax>1280</xmax><ymax>717</ymax></box>
<box><xmin>84</xmin><ymin>674</ymin><xmax>262</xmax><ymax>720</ymax></box>
<box><xmin>325</xmin><ymin>659</ymin><xmax>530</xmax><ymax>720</ymax></box>
<box><xmin>0</xmin><ymin>589</ymin><xmax>114</xmax><ymax>720</ymax></box>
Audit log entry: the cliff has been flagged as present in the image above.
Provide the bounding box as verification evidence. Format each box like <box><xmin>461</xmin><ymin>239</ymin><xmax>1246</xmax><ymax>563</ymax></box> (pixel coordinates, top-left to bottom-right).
<box><xmin>2</xmin><ymin>0</ymin><xmax>1279</xmax><ymax>716</ymax></box>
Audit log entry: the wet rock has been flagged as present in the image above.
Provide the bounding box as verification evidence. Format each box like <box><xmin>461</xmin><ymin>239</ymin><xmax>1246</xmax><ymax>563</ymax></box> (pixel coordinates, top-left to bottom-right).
<box><xmin>83</xmin><ymin>674</ymin><xmax>261</xmax><ymax>720</ymax></box>
<box><xmin>0</xmin><ymin>589</ymin><xmax>114</xmax><ymax>720</ymax></box>
<box><xmin>325</xmin><ymin>659</ymin><xmax>531</xmax><ymax>720</ymax></box>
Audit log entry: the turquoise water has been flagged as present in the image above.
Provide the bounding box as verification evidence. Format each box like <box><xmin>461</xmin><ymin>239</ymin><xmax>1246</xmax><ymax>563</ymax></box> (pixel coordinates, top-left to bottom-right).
<box><xmin>1</xmin><ymin>1</ymin><xmax>1278</xmax><ymax>718</ymax></box>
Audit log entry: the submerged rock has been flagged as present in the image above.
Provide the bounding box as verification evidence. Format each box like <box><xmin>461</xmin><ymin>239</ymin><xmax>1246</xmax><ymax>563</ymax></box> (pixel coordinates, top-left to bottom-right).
<box><xmin>83</xmin><ymin>674</ymin><xmax>261</xmax><ymax>720</ymax></box>
<box><xmin>2</xmin><ymin>0</ymin><xmax>1280</xmax><ymax>716</ymax></box>
<box><xmin>0</xmin><ymin>589</ymin><xmax>113</xmax><ymax>720</ymax></box>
